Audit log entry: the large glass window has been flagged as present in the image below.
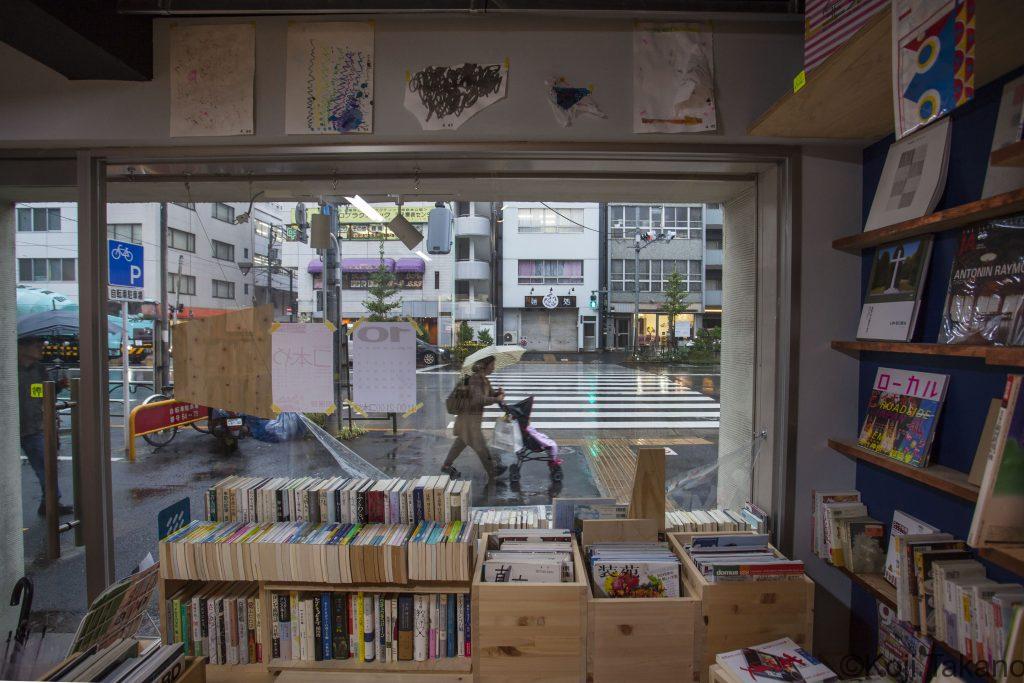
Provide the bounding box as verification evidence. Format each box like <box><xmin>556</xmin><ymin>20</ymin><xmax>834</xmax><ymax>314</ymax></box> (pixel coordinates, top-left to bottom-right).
<box><xmin>108</xmin><ymin>223</ymin><xmax>142</xmax><ymax>244</ymax></box>
<box><xmin>517</xmin><ymin>260</ymin><xmax>584</xmax><ymax>284</ymax></box>
<box><xmin>609</xmin><ymin>204</ymin><xmax>705</xmax><ymax>239</ymax></box>
<box><xmin>17</xmin><ymin>207</ymin><xmax>61</xmax><ymax>232</ymax></box>
<box><xmin>212</xmin><ymin>203</ymin><xmax>235</xmax><ymax>223</ymax></box>
<box><xmin>212</xmin><ymin>279</ymin><xmax>235</xmax><ymax>299</ymax></box>
<box><xmin>211</xmin><ymin>239</ymin><xmax>235</xmax><ymax>261</ymax></box>
<box><xmin>610</xmin><ymin>259</ymin><xmax>702</xmax><ymax>292</ymax></box>
<box><xmin>168</xmin><ymin>227</ymin><xmax>196</xmax><ymax>253</ymax></box>
<box><xmin>516</xmin><ymin>207</ymin><xmax>585</xmax><ymax>233</ymax></box>
<box><xmin>168</xmin><ymin>273</ymin><xmax>196</xmax><ymax>295</ymax></box>
<box><xmin>18</xmin><ymin>257</ymin><xmax>75</xmax><ymax>282</ymax></box>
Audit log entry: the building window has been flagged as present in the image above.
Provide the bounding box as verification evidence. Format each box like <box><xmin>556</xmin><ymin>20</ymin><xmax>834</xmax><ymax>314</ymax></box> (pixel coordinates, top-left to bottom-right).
<box><xmin>398</xmin><ymin>273</ymin><xmax>423</xmax><ymax>289</ymax></box>
<box><xmin>517</xmin><ymin>260</ymin><xmax>584</xmax><ymax>285</ymax></box>
<box><xmin>609</xmin><ymin>259</ymin><xmax>702</xmax><ymax>293</ymax></box>
<box><xmin>253</xmin><ymin>254</ymin><xmax>270</xmax><ymax>267</ymax></box>
<box><xmin>516</xmin><ymin>207</ymin><xmax>585</xmax><ymax>233</ymax></box>
<box><xmin>17</xmin><ymin>207</ymin><xmax>61</xmax><ymax>232</ymax></box>
<box><xmin>244</xmin><ymin>283</ymin><xmax>249</xmax><ymax>295</ymax></box>
<box><xmin>18</xmin><ymin>257</ymin><xmax>75</xmax><ymax>282</ymax></box>
<box><xmin>212</xmin><ymin>203</ymin><xmax>235</xmax><ymax>223</ymax></box>
<box><xmin>167</xmin><ymin>273</ymin><xmax>196</xmax><ymax>295</ymax></box>
<box><xmin>434</xmin><ymin>271</ymin><xmax>440</xmax><ymax>290</ymax></box>
<box><xmin>168</xmin><ymin>227</ymin><xmax>196</xmax><ymax>253</ymax></box>
<box><xmin>609</xmin><ymin>204</ymin><xmax>704</xmax><ymax>239</ymax></box>
<box><xmin>455</xmin><ymin>239</ymin><xmax>471</xmax><ymax>261</ymax></box>
<box><xmin>212</xmin><ymin>239</ymin><xmax>235</xmax><ymax>261</ymax></box>
<box><xmin>108</xmin><ymin>223</ymin><xmax>143</xmax><ymax>245</ymax></box>
<box><xmin>455</xmin><ymin>281</ymin><xmax>470</xmax><ymax>300</ymax></box>
<box><xmin>243</xmin><ymin>248</ymin><xmax>250</xmax><ymax>259</ymax></box>
<box><xmin>212</xmin><ymin>279</ymin><xmax>235</xmax><ymax>299</ymax></box>
<box><xmin>173</xmin><ymin>202</ymin><xmax>196</xmax><ymax>211</ymax></box>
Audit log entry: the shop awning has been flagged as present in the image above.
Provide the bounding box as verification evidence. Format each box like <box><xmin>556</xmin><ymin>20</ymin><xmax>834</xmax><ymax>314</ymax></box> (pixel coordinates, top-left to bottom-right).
<box><xmin>341</xmin><ymin>258</ymin><xmax>394</xmax><ymax>272</ymax></box>
<box><xmin>306</xmin><ymin>258</ymin><xmax>323</xmax><ymax>274</ymax></box>
<box><xmin>395</xmin><ymin>257</ymin><xmax>426</xmax><ymax>273</ymax></box>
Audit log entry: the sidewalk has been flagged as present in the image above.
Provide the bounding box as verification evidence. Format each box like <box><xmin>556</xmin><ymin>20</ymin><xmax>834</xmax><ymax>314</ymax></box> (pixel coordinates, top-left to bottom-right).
<box><xmin>518</xmin><ymin>350</ymin><xmax>630</xmax><ymax>363</ymax></box>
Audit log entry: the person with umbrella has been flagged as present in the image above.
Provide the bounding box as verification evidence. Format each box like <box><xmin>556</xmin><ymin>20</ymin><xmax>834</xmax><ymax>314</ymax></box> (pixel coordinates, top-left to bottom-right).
<box><xmin>441</xmin><ymin>345</ymin><xmax>526</xmax><ymax>480</ymax></box>
<box><xmin>17</xmin><ymin>336</ymin><xmax>72</xmax><ymax>516</ymax></box>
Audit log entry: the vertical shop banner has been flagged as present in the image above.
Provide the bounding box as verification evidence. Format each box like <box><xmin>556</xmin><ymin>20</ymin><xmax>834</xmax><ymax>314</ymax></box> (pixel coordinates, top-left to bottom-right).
<box><xmin>271</xmin><ymin>322</ymin><xmax>336</xmax><ymax>414</ymax></box>
<box><xmin>351</xmin><ymin>321</ymin><xmax>416</xmax><ymax>413</ymax></box>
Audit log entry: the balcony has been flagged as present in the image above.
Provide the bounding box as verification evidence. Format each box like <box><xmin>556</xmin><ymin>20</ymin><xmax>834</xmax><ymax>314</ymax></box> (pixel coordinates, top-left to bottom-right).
<box><xmin>456</xmin><ymin>300</ymin><xmax>493</xmax><ymax>320</ymax></box>
<box><xmin>705</xmin><ymin>249</ymin><xmax>723</xmax><ymax>266</ymax></box>
<box><xmin>455</xmin><ymin>259</ymin><xmax>491</xmax><ymax>281</ymax></box>
<box><xmin>705</xmin><ymin>289</ymin><xmax>722</xmax><ymax>306</ymax></box>
<box><xmin>454</xmin><ymin>215</ymin><xmax>491</xmax><ymax>238</ymax></box>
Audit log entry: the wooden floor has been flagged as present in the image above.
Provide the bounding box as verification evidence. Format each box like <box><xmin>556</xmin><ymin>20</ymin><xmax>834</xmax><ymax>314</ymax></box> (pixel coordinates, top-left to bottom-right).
<box><xmin>563</xmin><ymin>437</ymin><xmax>712</xmax><ymax>510</ymax></box>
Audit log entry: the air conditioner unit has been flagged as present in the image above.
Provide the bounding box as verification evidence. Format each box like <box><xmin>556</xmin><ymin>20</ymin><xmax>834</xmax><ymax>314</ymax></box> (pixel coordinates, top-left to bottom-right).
<box><xmin>503</xmin><ymin>330</ymin><xmax>517</xmax><ymax>344</ymax></box>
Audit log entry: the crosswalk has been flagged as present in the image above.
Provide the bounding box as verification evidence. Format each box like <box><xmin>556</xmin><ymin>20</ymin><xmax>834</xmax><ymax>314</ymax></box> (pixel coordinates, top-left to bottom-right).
<box><xmin>446</xmin><ymin>368</ymin><xmax>720</xmax><ymax>431</ymax></box>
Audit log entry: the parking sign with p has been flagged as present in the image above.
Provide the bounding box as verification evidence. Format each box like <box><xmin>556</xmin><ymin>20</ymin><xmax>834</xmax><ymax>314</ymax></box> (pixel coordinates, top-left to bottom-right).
<box><xmin>108</xmin><ymin>239</ymin><xmax>144</xmax><ymax>301</ymax></box>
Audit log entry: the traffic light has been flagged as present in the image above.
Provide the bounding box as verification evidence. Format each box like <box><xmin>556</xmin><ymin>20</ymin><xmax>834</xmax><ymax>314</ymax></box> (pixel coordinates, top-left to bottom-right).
<box><xmin>589</xmin><ymin>292</ymin><xmax>598</xmax><ymax>309</ymax></box>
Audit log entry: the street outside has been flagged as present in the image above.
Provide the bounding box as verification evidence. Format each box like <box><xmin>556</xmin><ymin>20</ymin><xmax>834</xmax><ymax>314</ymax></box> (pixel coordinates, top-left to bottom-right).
<box><xmin>19</xmin><ymin>356</ymin><xmax>719</xmax><ymax>661</ymax></box>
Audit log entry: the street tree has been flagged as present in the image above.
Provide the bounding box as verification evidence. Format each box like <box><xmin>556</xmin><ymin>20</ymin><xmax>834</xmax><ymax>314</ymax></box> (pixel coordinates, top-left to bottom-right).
<box><xmin>477</xmin><ymin>328</ymin><xmax>494</xmax><ymax>346</ymax></box>
<box><xmin>662</xmin><ymin>269</ymin><xmax>688</xmax><ymax>346</ymax></box>
<box><xmin>364</xmin><ymin>241</ymin><xmax>403</xmax><ymax>321</ymax></box>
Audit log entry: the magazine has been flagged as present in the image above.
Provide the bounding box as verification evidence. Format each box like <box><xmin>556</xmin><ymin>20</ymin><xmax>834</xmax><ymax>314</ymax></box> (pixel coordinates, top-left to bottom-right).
<box><xmin>858</xmin><ymin>367</ymin><xmax>949</xmax><ymax>468</ymax></box>
<box><xmin>858</xmin><ymin>237</ymin><xmax>933</xmax><ymax>341</ymax></box>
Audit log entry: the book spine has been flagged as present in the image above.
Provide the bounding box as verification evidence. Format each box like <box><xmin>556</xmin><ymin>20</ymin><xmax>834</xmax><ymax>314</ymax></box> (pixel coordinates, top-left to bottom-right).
<box><xmin>414</xmin><ymin>594</ymin><xmax>427</xmax><ymax>661</ymax></box>
<box><xmin>271</xmin><ymin>593</ymin><xmax>281</xmax><ymax>660</ymax></box>
<box><xmin>357</xmin><ymin>489</ymin><xmax>368</xmax><ymax>524</ymax></box>
<box><xmin>332</xmin><ymin>592</ymin><xmax>349</xmax><ymax>659</ymax></box>
<box><xmin>429</xmin><ymin>595</ymin><xmax>438</xmax><ymax>660</ymax></box>
<box><xmin>456</xmin><ymin>594</ymin><xmax>464</xmax><ymax>657</ymax></box>
<box><xmin>298</xmin><ymin>599</ymin><xmax>308</xmax><ymax>661</ymax></box>
<box><xmin>198</xmin><ymin>597</ymin><xmax>208</xmax><ymax>658</ymax></box>
<box><xmin>349</xmin><ymin>594</ymin><xmax>357</xmax><ymax>659</ymax></box>
<box><xmin>398</xmin><ymin>594</ymin><xmax>413</xmax><ymax>661</ymax></box>
<box><xmin>276</xmin><ymin>489</ymin><xmax>285</xmax><ymax>522</ymax></box>
<box><xmin>254</xmin><ymin>593</ymin><xmax>263</xmax><ymax>663</ymax></box>
<box><xmin>181</xmin><ymin>601</ymin><xmax>190</xmax><ymax>656</ymax></box>
<box><xmin>378</xmin><ymin>594</ymin><xmax>386</xmax><ymax>663</ymax></box>
<box><xmin>438</xmin><ymin>594</ymin><xmax>447</xmax><ymax>658</ymax></box>
<box><xmin>312</xmin><ymin>594</ymin><xmax>323</xmax><ymax>661</ymax></box>
<box><xmin>321</xmin><ymin>592</ymin><xmax>332</xmax><ymax>661</ymax></box>
<box><xmin>290</xmin><ymin>592</ymin><xmax>300</xmax><ymax>661</ymax></box>
<box><xmin>217</xmin><ymin>598</ymin><xmax>227</xmax><ymax>665</ymax></box>
<box><xmin>464</xmin><ymin>593</ymin><xmax>471</xmax><ymax>658</ymax></box>
<box><xmin>414</xmin><ymin>488</ymin><xmax>425</xmax><ymax>524</ymax></box>
<box><xmin>238</xmin><ymin>597</ymin><xmax>249</xmax><ymax>665</ymax></box>
<box><xmin>363</xmin><ymin>593</ymin><xmax>375</xmax><ymax>661</ymax></box>
<box><xmin>447</xmin><ymin>593</ymin><xmax>456</xmax><ymax>657</ymax></box>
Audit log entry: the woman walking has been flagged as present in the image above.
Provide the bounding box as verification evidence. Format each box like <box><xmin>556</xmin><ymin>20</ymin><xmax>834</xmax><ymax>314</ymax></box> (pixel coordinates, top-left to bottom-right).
<box><xmin>442</xmin><ymin>356</ymin><xmax>507</xmax><ymax>480</ymax></box>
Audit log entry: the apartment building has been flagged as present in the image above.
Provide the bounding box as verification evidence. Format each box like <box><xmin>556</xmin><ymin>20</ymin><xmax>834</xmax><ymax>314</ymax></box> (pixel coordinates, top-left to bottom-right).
<box><xmin>500</xmin><ymin>202</ymin><xmax>601</xmax><ymax>352</ymax></box>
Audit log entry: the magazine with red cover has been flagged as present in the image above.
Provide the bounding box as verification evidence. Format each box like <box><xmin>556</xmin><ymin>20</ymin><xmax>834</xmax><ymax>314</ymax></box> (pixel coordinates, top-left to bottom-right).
<box><xmin>858</xmin><ymin>367</ymin><xmax>949</xmax><ymax>468</ymax></box>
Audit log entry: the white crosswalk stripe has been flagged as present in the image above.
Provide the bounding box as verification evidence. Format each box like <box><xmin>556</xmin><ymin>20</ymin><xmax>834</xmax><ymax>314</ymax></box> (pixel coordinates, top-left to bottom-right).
<box><xmin>446</xmin><ymin>367</ymin><xmax>720</xmax><ymax>431</ymax></box>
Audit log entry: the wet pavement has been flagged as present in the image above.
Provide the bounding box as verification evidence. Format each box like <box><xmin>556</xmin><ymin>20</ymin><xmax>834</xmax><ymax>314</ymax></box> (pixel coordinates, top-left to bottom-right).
<box><xmin>18</xmin><ymin>358</ymin><xmax>720</xmax><ymax>655</ymax></box>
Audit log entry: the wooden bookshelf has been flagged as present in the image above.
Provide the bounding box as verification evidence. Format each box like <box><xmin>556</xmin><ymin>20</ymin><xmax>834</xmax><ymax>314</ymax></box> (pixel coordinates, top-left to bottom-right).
<box><xmin>831</xmin><ymin>187</ymin><xmax>1024</xmax><ymax>254</ymax></box>
<box><xmin>264</xmin><ymin>582</ymin><xmax>469</xmax><ymax>595</ymax></box>
<box><xmin>978</xmin><ymin>546</ymin><xmax>1024</xmax><ymax>576</ymax></box>
<box><xmin>827</xmin><ymin>438</ymin><xmax>979</xmax><ymax>502</ymax></box>
<box><xmin>834</xmin><ymin>566</ymin><xmax>895</xmax><ymax>608</ymax></box>
<box><xmin>830</xmin><ymin>340</ymin><xmax>1024</xmax><ymax>367</ymax></box>
<box><xmin>992</xmin><ymin>140</ymin><xmax>1024</xmax><ymax>167</ymax></box>
<box><xmin>268</xmin><ymin>657</ymin><xmax>472</xmax><ymax>673</ymax></box>
<box><xmin>748</xmin><ymin>0</ymin><xmax>1024</xmax><ymax>139</ymax></box>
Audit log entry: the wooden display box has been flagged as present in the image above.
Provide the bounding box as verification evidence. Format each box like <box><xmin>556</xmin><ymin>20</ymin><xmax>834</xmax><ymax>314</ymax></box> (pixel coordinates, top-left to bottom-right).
<box><xmin>471</xmin><ymin>533</ymin><xmax>589</xmax><ymax>683</ymax></box>
<box><xmin>584</xmin><ymin>536</ymin><xmax>700</xmax><ymax>683</ymax></box>
<box><xmin>668</xmin><ymin>534</ymin><xmax>814</xmax><ymax>683</ymax></box>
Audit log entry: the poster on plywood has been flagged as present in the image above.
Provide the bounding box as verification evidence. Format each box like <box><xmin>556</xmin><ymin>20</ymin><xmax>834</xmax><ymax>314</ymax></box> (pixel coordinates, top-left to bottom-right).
<box><xmin>284</xmin><ymin>21</ymin><xmax>374</xmax><ymax>134</ymax></box>
<box><xmin>633</xmin><ymin>23</ymin><xmax>716</xmax><ymax>133</ymax></box>
<box><xmin>169</xmin><ymin>23</ymin><xmax>255</xmax><ymax>137</ymax></box>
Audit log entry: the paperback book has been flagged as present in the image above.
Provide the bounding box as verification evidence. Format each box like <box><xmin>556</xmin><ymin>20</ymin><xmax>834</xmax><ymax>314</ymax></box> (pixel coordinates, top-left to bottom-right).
<box><xmin>969</xmin><ymin>374</ymin><xmax>1024</xmax><ymax>547</ymax></box>
<box><xmin>858</xmin><ymin>237</ymin><xmax>933</xmax><ymax>341</ymax></box>
<box><xmin>716</xmin><ymin>637</ymin><xmax>837</xmax><ymax>683</ymax></box>
<box><xmin>858</xmin><ymin>367</ymin><xmax>949</xmax><ymax>468</ymax></box>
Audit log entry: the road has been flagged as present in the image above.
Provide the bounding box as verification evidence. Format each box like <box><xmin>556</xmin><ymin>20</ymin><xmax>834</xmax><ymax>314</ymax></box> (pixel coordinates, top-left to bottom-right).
<box><xmin>17</xmin><ymin>358</ymin><xmax>720</xmax><ymax>655</ymax></box>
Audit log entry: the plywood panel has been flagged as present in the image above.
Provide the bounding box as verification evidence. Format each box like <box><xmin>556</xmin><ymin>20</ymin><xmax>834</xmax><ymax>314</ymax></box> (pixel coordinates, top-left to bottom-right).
<box><xmin>628</xmin><ymin>447</ymin><xmax>666</xmax><ymax>528</ymax></box>
<box><xmin>580</xmin><ymin>518</ymin><xmax>658</xmax><ymax>549</ymax></box>
<box><xmin>173</xmin><ymin>305</ymin><xmax>274</xmax><ymax>418</ymax></box>
<box><xmin>588</xmin><ymin>598</ymin><xmax>698</xmax><ymax>683</ymax></box>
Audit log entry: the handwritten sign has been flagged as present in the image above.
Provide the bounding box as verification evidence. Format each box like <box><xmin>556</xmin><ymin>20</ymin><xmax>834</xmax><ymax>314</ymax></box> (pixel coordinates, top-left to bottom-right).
<box><xmin>351</xmin><ymin>322</ymin><xmax>416</xmax><ymax>413</ymax></box>
<box><xmin>271</xmin><ymin>323</ymin><xmax>335</xmax><ymax>413</ymax></box>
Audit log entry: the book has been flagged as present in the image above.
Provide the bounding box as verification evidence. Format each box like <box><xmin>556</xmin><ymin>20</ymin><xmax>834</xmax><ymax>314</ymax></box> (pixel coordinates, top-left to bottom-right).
<box><xmin>876</xmin><ymin>603</ymin><xmax>933</xmax><ymax>683</ymax></box>
<box><xmin>397</xmin><ymin>594</ymin><xmax>414</xmax><ymax>661</ymax></box>
<box><xmin>970</xmin><ymin>374</ymin><xmax>1024</xmax><ymax>547</ymax></box>
<box><xmin>858</xmin><ymin>237</ymin><xmax>934</xmax><ymax>341</ymax></box>
<box><xmin>413</xmin><ymin>594</ymin><xmax>428</xmax><ymax>661</ymax></box>
<box><xmin>939</xmin><ymin>216</ymin><xmax>1024</xmax><ymax>345</ymax></box>
<box><xmin>716</xmin><ymin>637</ymin><xmax>837</xmax><ymax>683</ymax></box>
<box><xmin>588</xmin><ymin>543</ymin><xmax>681</xmax><ymax>598</ymax></box>
<box><xmin>331</xmin><ymin>593</ymin><xmax>348</xmax><ymax>659</ymax></box>
<box><xmin>970</xmin><ymin>399</ymin><xmax>1004</xmax><ymax>487</ymax></box>
<box><xmin>812</xmin><ymin>490</ymin><xmax>861</xmax><ymax>559</ymax></box>
<box><xmin>858</xmin><ymin>367</ymin><xmax>949</xmax><ymax>468</ymax></box>
<box><xmin>840</xmin><ymin>517</ymin><xmax>886</xmax><ymax>574</ymax></box>
<box><xmin>884</xmin><ymin>511</ymin><xmax>940</xmax><ymax>586</ymax></box>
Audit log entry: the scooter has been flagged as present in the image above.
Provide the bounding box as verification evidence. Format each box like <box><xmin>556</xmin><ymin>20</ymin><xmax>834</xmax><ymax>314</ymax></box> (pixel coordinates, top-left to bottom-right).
<box><xmin>208</xmin><ymin>408</ymin><xmax>249</xmax><ymax>454</ymax></box>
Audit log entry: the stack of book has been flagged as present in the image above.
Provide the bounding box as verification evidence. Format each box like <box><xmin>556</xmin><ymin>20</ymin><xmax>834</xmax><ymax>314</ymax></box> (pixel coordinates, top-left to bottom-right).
<box><xmin>811</xmin><ymin>490</ymin><xmax>886</xmax><ymax>574</ymax></box>
<box><xmin>407</xmin><ymin>521</ymin><xmax>474</xmax><ymax>581</ymax></box>
<box><xmin>205</xmin><ymin>475</ymin><xmax>470</xmax><ymax>525</ymax></box>
<box><xmin>159</xmin><ymin>521</ymin><xmax>411</xmax><ymax>583</ymax></box>
<box><xmin>481</xmin><ymin>529</ymin><xmax>575</xmax><ymax>583</ymax></box>
<box><xmin>665</xmin><ymin>509</ymin><xmax>755</xmax><ymax>533</ymax></box>
<box><xmin>164</xmin><ymin>583</ymin><xmax>263</xmax><ymax>665</ymax></box>
<box><xmin>587</xmin><ymin>542</ymin><xmax>682</xmax><ymax>598</ymax></box>
<box><xmin>269</xmin><ymin>591</ymin><xmax>471</xmax><ymax>664</ymax></box>
<box><xmin>685</xmin><ymin>534</ymin><xmax>804</xmax><ymax>583</ymax></box>
<box><xmin>43</xmin><ymin>639</ymin><xmax>191</xmax><ymax>683</ymax></box>
<box><xmin>470</xmin><ymin>505</ymin><xmax>548</xmax><ymax>537</ymax></box>
<box><xmin>716</xmin><ymin>637</ymin><xmax>836</xmax><ymax>683</ymax></box>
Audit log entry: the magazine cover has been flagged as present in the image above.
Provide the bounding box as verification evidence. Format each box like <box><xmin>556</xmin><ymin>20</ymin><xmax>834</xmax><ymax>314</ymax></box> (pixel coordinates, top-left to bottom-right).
<box><xmin>858</xmin><ymin>237</ymin><xmax>934</xmax><ymax>341</ymax></box>
<box><xmin>875</xmin><ymin>603</ymin><xmax>934</xmax><ymax>683</ymax></box>
<box><xmin>590</xmin><ymin>562</ymin><xmax>681</xmax><ymax>598</ymax></box>
<box><xmin>716</xmin><ymin>637</ymin><xmax>837</xmax><ymax>683</ymax></box>
<box><xmin>858</xmin><ymin>367</ymin><xmax>949</xmax><ymax>468</ymax></box>
<box><xmin>939</xmin><ymin>215</ymin><xmax>1024</xmax><ymax>345</ymax></box>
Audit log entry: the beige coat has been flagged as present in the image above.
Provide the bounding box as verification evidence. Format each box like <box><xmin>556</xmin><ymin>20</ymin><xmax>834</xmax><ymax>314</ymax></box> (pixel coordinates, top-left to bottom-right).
<box><xmin>452</xmin><ymin>373</ymin><xmax>500</xmax><ymax>442</ymax></box>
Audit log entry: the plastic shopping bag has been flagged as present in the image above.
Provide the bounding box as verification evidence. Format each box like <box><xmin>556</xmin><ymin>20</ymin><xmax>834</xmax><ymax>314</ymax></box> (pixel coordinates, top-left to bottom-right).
<box><xmin>491</xmin><ymin>417</ymin><xmax>523</xmax><ymax>452</ymax></box>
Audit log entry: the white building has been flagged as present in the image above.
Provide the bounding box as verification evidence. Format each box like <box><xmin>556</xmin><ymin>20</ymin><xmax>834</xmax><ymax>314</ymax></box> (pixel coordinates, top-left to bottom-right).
<box><xmin>15</xmin><ymin>201</ymin><xmax>295</xmax><ymax>319</ymax></box>
<box><xmin>500</xmin><ymin>202</ymin><xmax>601</xmax><ymax>352</ymax></box>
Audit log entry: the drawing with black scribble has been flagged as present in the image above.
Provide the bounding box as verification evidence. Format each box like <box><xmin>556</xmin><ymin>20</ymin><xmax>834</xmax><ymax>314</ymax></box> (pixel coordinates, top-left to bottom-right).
<box><xmin>404</xmin><ymin>62</ymin><xmax>509</xmax><ymax>130</ymax></box>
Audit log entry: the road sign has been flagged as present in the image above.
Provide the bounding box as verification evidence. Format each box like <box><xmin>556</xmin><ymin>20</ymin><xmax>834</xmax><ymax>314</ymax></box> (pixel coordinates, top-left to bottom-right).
<box><xmin>108</xmin><ymin>239</ymin><xmax>144</xmax><ymax>301</ymax></box>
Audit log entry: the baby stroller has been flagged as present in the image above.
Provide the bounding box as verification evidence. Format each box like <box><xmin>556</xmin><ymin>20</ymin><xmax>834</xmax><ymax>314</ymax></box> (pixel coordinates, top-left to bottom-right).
<box><xmin>499</xmin><ymin>396</ymin><xmax>564</xmax><ymax>483</ymax></box>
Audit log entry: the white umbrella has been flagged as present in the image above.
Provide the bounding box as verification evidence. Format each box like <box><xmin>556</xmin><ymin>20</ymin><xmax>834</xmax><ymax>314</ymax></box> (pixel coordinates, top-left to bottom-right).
<box><xmin>461</xmin><ymin>344</ymin><xmax>526</xmax><ymax>375</ymax></box>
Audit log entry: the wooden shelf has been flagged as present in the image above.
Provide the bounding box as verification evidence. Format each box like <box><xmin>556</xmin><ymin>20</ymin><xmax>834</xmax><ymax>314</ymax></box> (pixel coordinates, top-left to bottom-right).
<box><xmin>978</xmin><ymin>546</ymin><xmax>1024</xmax><ymax>576</ymax></box>
<box><xmin>835</xmin><ymin>565</ymin><xmax>896</xmax><ymax>607</ymax></box>
<box><xmin>264</xmin><ymin>582</ymin><xmax>469</xmax><ymax>594</ymax></box>
<box><xmin>748</xmin><ymin>0</ymin><xmax>1024</xmax><ymax>139</ymax></box>
<box><xmin>831</xmin><ymin>187</ymin><xmax>1024</xmax><ymax>254</ymax></box>
<box><xmin>831</xmin><ymin>340</ymin><xmax>1024</xmax><ymax>367</ymax></box>
<box><xmin>269</xmin><ymin>657</ymin><xmax>472</xmax><ymax>673</ymax></box>
<box><xmin>992</xmin><ymin>140</ymin><xmax>1024</xmax><ymax>167</ymax></box>
<box><xmin>827</xmin><ymin>438</ymin><xmax>979</xmax><ymax>501</ymax></box>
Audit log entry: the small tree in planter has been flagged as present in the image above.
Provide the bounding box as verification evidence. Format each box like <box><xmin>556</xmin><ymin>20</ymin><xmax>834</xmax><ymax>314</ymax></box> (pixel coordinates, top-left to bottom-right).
<box><xmin>457</xmin><ymin>321</ymin><xmax>474</xmax><ymax>344</ymax></box>
<box><xmin>364</xmin><ymin>241</ymin><xmax>403</xmax><ymax>321</ymax></box>
<box><xmin>662</xmin><ymin>269</ymin><xmax>688</xmax><ymax>348</ymax></box>
<box><xmin>477</xmin><ymin>328</ymin><xmax>494</xmax><ymax>346</ymax></box>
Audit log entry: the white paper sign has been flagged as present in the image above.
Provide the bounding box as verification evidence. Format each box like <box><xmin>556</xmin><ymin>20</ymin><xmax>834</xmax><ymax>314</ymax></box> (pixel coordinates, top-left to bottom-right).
<box><xmin>169</xmin><ymin>23</ymin><xmax>255</xmax><ymax>137</ymax></box>
<box><xmin>271</xmin><ymin>323</ymin><xmax>335</xmax><ymax>413</ymax></box>
<box><xmin>634</xmin><ymin>23</ymin><xmax>716</xmax><ymax>133</ymax></box>
<box><xmin>285</xmin><ymin>21</ymin><xmax>374</xmax><ymax>134</ymax></box>
<box><xmin>351</xmin><ymin>322</ymin><xmax>416</xmax><ymax>413</ymax></box>
<box><xmin>674</xmin><ymin>320</ymin><xmax>691</xmax><ymax>338</ymax></box>
<box><xmin>404</xmin><ymin>62</ymin><xmax>508</xmax><ymax>130</ymax></box>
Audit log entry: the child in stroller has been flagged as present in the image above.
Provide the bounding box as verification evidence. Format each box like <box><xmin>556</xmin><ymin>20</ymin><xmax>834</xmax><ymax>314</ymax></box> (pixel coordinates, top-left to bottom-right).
<box><xmin>499</xmin><ymin>396</ymin><xmax>564</xmax><ymax>483</ymax></box>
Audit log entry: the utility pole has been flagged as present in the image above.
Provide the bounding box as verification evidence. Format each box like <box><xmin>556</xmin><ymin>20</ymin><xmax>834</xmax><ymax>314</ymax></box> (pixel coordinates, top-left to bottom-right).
<box><xmin>155</xmin><ymin>202</ymin><xmax>169</xmax><ymax>391</ymax></box>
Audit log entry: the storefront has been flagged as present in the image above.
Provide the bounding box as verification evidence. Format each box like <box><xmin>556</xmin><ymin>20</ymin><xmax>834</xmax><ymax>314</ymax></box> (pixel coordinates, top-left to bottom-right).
<box><xmin>518</xmin><ymin>293</ymin><xmax>579</xmax><ymax>352</ymax></box>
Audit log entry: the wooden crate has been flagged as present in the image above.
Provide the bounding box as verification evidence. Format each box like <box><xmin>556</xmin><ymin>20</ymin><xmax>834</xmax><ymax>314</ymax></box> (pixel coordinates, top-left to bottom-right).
<box><xmin>585</xmin><ymin>540</ymin><xmax>700</xmax><ymax>683</ymax></box>
<box><xmin>471</xmin><ymin>534</ymin><xmax>588</xmax><ymax>683</ymax></box>
<box><xmin>668</xmin><ymin>535</ymin><xmax>814</xmax><ymax>683</ymax></box>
